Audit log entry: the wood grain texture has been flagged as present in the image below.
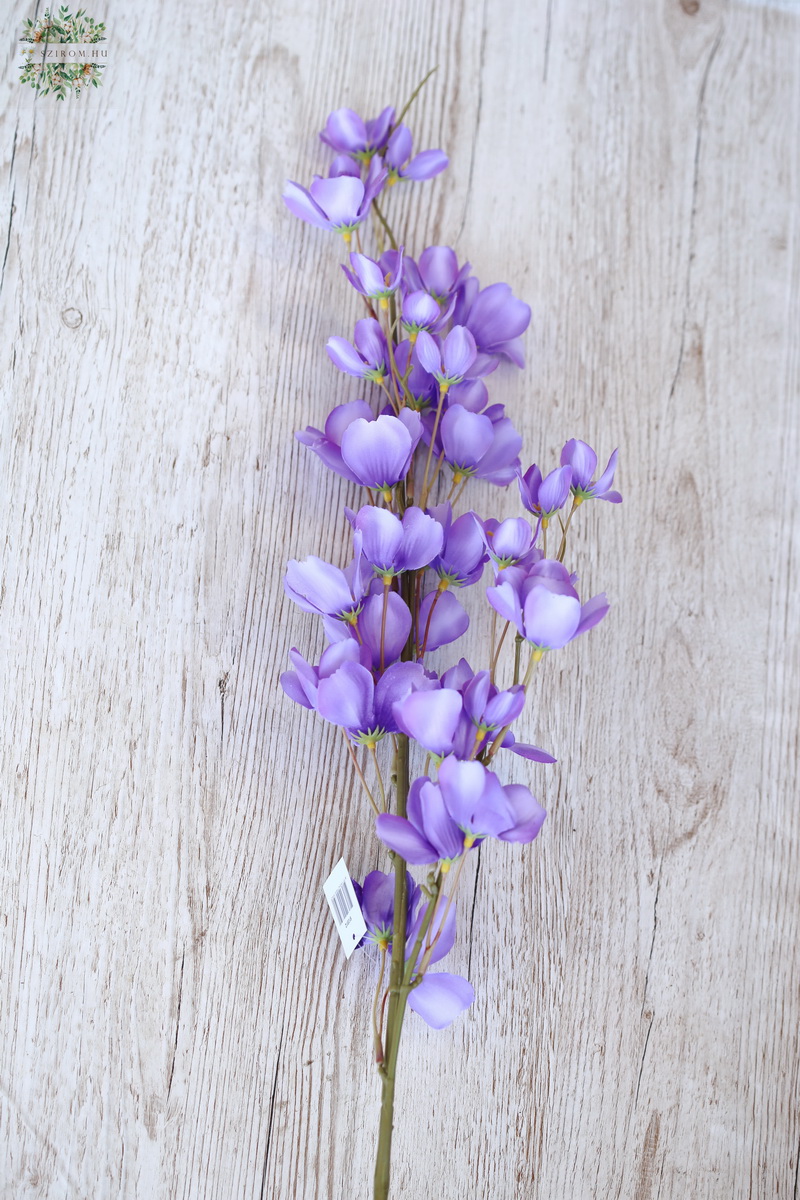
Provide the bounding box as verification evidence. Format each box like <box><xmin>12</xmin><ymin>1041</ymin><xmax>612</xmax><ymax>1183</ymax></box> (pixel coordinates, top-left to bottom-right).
<box><xmin>1</xmin><ymin>1</ymin><xmax>798</xmax><ymax>1197</ymax></box>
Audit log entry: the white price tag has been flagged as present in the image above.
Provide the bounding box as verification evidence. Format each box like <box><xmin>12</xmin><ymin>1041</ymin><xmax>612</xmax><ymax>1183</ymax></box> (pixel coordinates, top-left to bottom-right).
<box><xmin>323</xmin><ymin>858</ymin><xmax>367</xmax><ymax>959</ymax></box>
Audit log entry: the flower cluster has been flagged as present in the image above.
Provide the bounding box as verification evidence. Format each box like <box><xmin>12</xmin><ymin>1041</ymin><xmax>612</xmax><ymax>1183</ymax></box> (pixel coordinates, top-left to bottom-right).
<box><xmin>280</xmin><ymin>85</ymin><xmax>621</xmax><ymax>1195</ymax></box>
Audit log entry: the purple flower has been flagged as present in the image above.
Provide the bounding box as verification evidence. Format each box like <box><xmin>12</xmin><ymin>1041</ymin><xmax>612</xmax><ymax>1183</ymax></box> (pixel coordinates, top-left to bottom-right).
<box><xmin>354</xmin><ymin>505</ymin><xmax>443</xmax><ymax>576</ymax></box>
<box><xmin>327</xmin><ymin>317</ymin><xmax>389</xmax><ymax>382</ymax></box>
<box><xmin>376</xmin><ymin>755</ymin><xmax>546</xmax><ymax>862</ymax></box>
<box><xmin>352</xmin><ymin>868</ymin><xmax>419</xmax><ymax>949</ymax></box>
<box><xmin>340</xmin><ymin>410</ymin><xmax>422</xmax><ymax>494</ymax></box>
<box><xmin>284</xmin><ymin>548</ymin><xmax>367</xmax><ymax>624</ymax></box>
<box><xmin>296</xmin><ymin>399</ymin><xmax>375</xmax><ymax>483</ymax></box>
<box><xmin>393</xmin><ymin>688</ymin><xmax>464</xmax><ymax>756</ymax></box>
<box><xmin>477</xmin><ymin>516</ymin><xmax>539</xmax><ymax>574</ymax></box>
<box><xmin>376</xmin><ymin>775</ymin><xmax>466</xmax><ymax>864</ymax></box>
<box><xmin>560</xmin><ymin>440</ymin><xmax>622</xmax><ymax>503</ymax></box>
<box><xmin>436</xmin><ymin>755</ymin><xmax>546</xmax><ymax>845</ymax></box>
<box><xmin>404</xmin><ymin>246</ymin><xmax>471</xmax><ymax>303</ymax></box>
<box><xmin>384</xmin><ymin>123</ymin><xmax>448</xmax><ymax>183</ymax></box>
<box><xmin>407</xmin><ymin>971</ymin><xmax>474</xmax><ymax>1029</ymax></box>
<box><xmin>453</xmin><ymin>279</ymin><xmax>531</xmax><ymax>367</ymax></box>
<box><xmin>417</xmin><ymin>589</ymin><xmax>470</xmax><ymax>652</ymax></box>
<box><xmin>518</xmin><ymin>463</ymin><xmax>573</xmax><ymax>520</ymax></box>
<box><xmin>283</xmin><ymin>158</ymin><xmax>386</xmax><ymax>237</ymax></box>
<box><xmin>415</xmin><ymin>327</ymin><xmax>477</xmax><ymax>387</ymax></box>
<box><xmin>401</xmin><ymin>290</ymin><xmax>449</xmax><ymax>336</ymax></box>
<box><xmin>487</xmin><ymin>559</ymin><xmax>609</xmax><ymax>652</ymax></box>
<box><xmin>317</xmin><ymin>660</ymin><xmax>425</xmax><ymax>744</ymax></box>
<box><xmin>342</xmin><ymin>249</ymin><xmax>404</xmax><ymax>303</ymax></box>
<box><xmin>319</xmin><ymin>106</ymin><xmax>395</xmax><ymax>159</ymax></box>
<box><xmin>280</xmin><ymin>641</ymin><xmax>365</xmax><ymax>710</ymax></box>
<box><xmin>391</xmin><ymin>340</ymin><xmax>438</xmax><ymax>411</ymax></box>
<box><xmin>325</xmin><ymin>591</ymin><xmax>413</xmax><ymax>670</ymax></box>
<box><xmin>435</xmin><ymin>660</ymin><xmax>549</xmax><ymax>761</ymax></box>
<box><xmin>429</xmin><ymin>505</ymin><xmax>488</xmax><ymax>587</ymax></box>
<box><xmin>439</xmin><ymin>405</ymin><xmax>522</xmax><ymax>485</ymax></box>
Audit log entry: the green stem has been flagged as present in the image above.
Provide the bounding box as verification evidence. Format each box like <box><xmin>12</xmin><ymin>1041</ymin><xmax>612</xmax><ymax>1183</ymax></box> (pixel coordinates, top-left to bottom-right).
<box><xmin>374</xmin><ymin>732</ymin><xmax>409</xmax><ymax>1200</ymax></box>
<box><xmin>395</xmin><ymin>65</ymin><xmax>438</xmax><ymax>127</ymax></box>
<box><xmin>372</xmin><ymin>200</ymin><xmax>398</xmax><ymax>251</ymax></box>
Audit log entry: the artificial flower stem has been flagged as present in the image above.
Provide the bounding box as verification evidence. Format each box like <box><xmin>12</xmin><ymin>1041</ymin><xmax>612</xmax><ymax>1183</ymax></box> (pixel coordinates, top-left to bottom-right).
<box><xmin>344</xmin><ymin>730</ymin><xmax>380</xmax><ymax>817</ymax></box>
<box><xmin>372</xmin><ymin>199</ymin><xmax>398</xmax><ymax>251</ymax></box>
<box><xmin>556</xmin><ymin>496</ymin><xmax>580</xmax><ymax>562</ymax></box>
<box><xmin>374</xmin><ymin>732</ymin><xmax>410</xmax><ymax>1200</ymax></box>
<box><xmin>372</xmin><ymin>947</ymin><xmax>387</xmax><ymax>1063</ymax></box>
<box><xmin>420</xmin><ymin>382</ymin><xmax>449</xmax><ymax>507</ymax></box>
<box><xmin>513</xmin><ymin>632</ymin><xmax>523</xmax><ymax>686</ymax></box>
<box><xmin>485</xmin><ymin>652</ymin><xmax>541</xmax><ymax>762</ymax></box>
<box><xmin>369</xmin><ymin>743</ymin><xmax>388</xmax><ymax>812</ymax></box>
<box><xmin>489</xmin><ymin>619</ymin><xmax>511</xmax><ymax>682</ymax></box>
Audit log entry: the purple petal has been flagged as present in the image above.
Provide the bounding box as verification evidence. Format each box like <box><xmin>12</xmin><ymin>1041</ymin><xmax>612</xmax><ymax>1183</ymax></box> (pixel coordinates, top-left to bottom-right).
<box><xmin>442</xmin><ymin>326</ymin><xmax>477</xmax><ymax>380</ymax></box>
<box><xmin>575</xmin><ymin>593</ymin><xmax>610</xmax><ymax>636</ymax></box>
<box><xmin>407</xmin><ymin>973</ymin><xmax>474</xmax><ymax>1028</ymax></box>
<box><xmin>484</xmin><ymin>686</ymin><xmax>526</xmax><ymax>727</ymax></box>
<box><xmin>485</xmin><ymin>580</ymin><xmax>523</xmax><ymax>632</ymax></box>
<box><xmin>374</xmin><ymin>662</ymin><xmax>426</xmax><ymax>730</ymax></box>
<box><xmin>355</xmin><ymin>506</ymin><xmax>404</xmax><ymax>571</ymax></box>
<box><xmin>376</xmin><ymin>814</ymin><xmax>439</xmax><ymax>864</ymax></box>
<box><xmin>561</xmin><ymin>438</ymin><xmax>597</xmax><ymax>489</ymax></box>
<box><xmin>284</xmin><ymin>557</ymin><xmax>352</xmax><ymax>616</ymax></box>
<box><xmin>320</xmin><ymin>107</ymin><xmax>367</xmax><ymax>153</ymax></box>
<box><xmin>398</xmin><ymin>507</ymin><xmax>444</xmax><ymax>572</ymax></box>
<box><xmin>354</xmin><ymin>318</ymin><xmax>387</xmax><ymax>368</ymax></box>
<box><xmin>282</xmin><ymin>182</ymin><xmax>331</xmax><ymax>230</ymax></box>
<box><xmin>414</xmin><ymin>329</ymin><xmax>442</xmax><ymax>377</ymax></box>
<box><xmin>341</xmin><ymin>415</ymin><xmax>413</xmax><ymax>488</ymax></box>
<box><xmin>523</xmin><ymin>585</ymin><xmax>581</xmax><ymax>649</ymax></box>
<box><xmin>497</xmin><ymin>784</ymin><xmax>547</xmax><ymax>843</ymax></box>
<box><xmin>418</xmin><ymin>246</ymin><xmax>460</xmax><ymax>296</ymax></box>
<box><xmin>365</xmin><ymin>106</ymin><xmax>395</xmax><ymax>148</ymax></box>
<box><xmin>505</xmin><ymin>738</ymin><xmax>557</xmax><ymax>764</ymax></box>
<box><xmin>418</xmin><ymin>589</ymin><xmax>469</xmax><ymax>651</ymax></box>
<box><xmin>359</xmin><ymin>592</ymin><xmax>412</xmax><ymax>668</ymax></box>
<box><xmin>393</xmin><ymin>689</ymin><xmax>463</xmax><ymax>756</ymax></box>
<box><xmin>437</xmin><ymin>757</ymin><xmax>488</xmax><ymax>826</ymax></box>
<box><xmin>309</xmin><ymin>176</ymin><xmax>365</xmax><ymax>227</ymax></box>
<box><xmin>280</xmin><ymin>670</ymin><xmax>314</xmax><ymax>709</ymax></box>
<box><xmin>403</xmin><ymin>150</ymin><xmax>449</xmax><ymax>180</ymax></box>
<box><xmin>327</xmin><ymin>336</ymin><xmax>368</xmax><ymax>377</ymax></box>
<box><xmin>593</xmin><ymin>449</ymin><xmax>619</xmax><ymax>497</ymax></box>
<box><xmin>440</xmin><ymin>406</ymin><xmax>493</xmax><ymax>470</ymax></box>
<box><xmin>417</xmin><ymin>782</ymin><xmax>465</xmax><ymax>863</ymax></box>
<box><xmin>361</xmin><ymin>870</ymin><xmax>396</xmax><ymax>930</ymax></box>
<box><xmin>538</xmin><ymin>465</ymin><xmax>573</xmax><ymax>514</ymax></box>
<box><xmin>317</xmin><ymin>661</ymin><xmax>374</xmax><ymax>730</ymax></box>
<box><xmin>386</xmin><ymin>123</ymin><xmax>413</xmax><ymax>170</ymax></box>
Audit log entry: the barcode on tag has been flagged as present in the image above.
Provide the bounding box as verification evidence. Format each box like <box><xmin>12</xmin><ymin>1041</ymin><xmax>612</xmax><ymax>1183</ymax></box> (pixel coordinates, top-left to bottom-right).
<box><xmin>323</xmin><ymin>858</ymin><xmax>367</xmax><ymax>959</ymax></box>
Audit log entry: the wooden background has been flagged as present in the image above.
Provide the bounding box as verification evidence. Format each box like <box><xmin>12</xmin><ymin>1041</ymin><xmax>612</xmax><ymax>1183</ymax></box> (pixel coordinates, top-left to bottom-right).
<box><xmin>1</xmin><ymin>0</ymin><xmax>798</xmax><ymax>1196</ymax></box>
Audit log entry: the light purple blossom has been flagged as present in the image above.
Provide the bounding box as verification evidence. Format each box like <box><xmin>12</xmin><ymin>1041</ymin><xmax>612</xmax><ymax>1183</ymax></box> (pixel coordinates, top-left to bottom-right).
<box><xmin>284</xmin><ymin>547</ymin><xmax>367</xmax><ymax>623</ymax></box>
<box><xmin>320</xmin><ymin>106</ymin><xmax>395</xmax><ymax>158</ymax></box>
<box><xmin>353</xmin><ymin>505</ymin><xmax>443</xmax><ymax>576</ymax></box>
<box><xmin>280</xmin><ymin>641</ymin><xmax>364</xmax><ymax>710</ymax></box>
<box><xmin>415</xmin><ymin>328</ymin><xmax>477</xmax><ymax>387</ymax></box>
<box><xmin>384</xmin><ymin>123</ymin><xmax>448</xmax><ymax>183</ymax></box>
<box><xmin>518</xmin><ymin>463</ymin><xmax>573</xmax><ymax>520</ymax></box>
<box><xmin>317</xmin><ymin>660</ymin><xmax>425</xmax><ymax>744</ymax></box>
<box><xmin>429</xmin><ymin>504</ymin><xmax>488</xmax><ymax>587</ymax></box>
<box><xmin>439</xmin><ymin>405</ymin><xmax>522</xmax><ymax>486</ymax></box>
<box><xmin>487</xmin><ymin>559</ymin><xmax>609</xmax><ymax>651</ymax></box>
<box><xmin>477</xmin><ymin>516</ymin><xmax>540</xmax><ymax>577</ymax></box>
<box><xmin>283</xmin><ymin>157</ymin><xmax>386</xmax><ymax>235</ymax></box>
<box><xmin>417</xmin><ymin>589</ymin><xmax>470</xmax><ymax>652</ymax></box>
<box><xmin>561</xmin><ymin>440</ymin><xmax>622</xmax><ymax>503</ymax></box>
<box><xmin>352</xmin><ymin>869</ymin><xmax>420</xmax><ymax>949</ymax></box>
<box><xmin>327</xmin><ymin>317</ymin><xmax>389</xmax><ymax>382</ymax></box>
<box><xmin>343</xmin><ymin>249</ymin><xmax>404</xmax><ymax>302</ymax></box>
<box><xmin>296</xmin><ymin>399</ymin><xmax>374</xmax><ymax>483</ymax></box>
<box><xmin>404</xmin><ymin>246</ymin><xmax>471</xmax><ymax>303</ymax></box>
<box><xmin>453</xmin><ymin>279</ymin><xmax>532</xmax><ymax>367</ymax></box>
<box><xmin>340</xmin><ymin>411</ymin><xmax>423</xmax><ymax>493</ymax></box>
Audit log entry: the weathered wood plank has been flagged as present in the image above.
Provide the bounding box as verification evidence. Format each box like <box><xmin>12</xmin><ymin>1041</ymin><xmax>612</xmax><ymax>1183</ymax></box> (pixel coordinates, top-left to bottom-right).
<box><xmin>1</xmin><ymin>0</ymin><xmax>798</xmax><ymax>1197</ymax></box>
